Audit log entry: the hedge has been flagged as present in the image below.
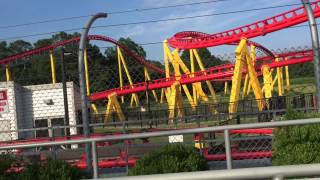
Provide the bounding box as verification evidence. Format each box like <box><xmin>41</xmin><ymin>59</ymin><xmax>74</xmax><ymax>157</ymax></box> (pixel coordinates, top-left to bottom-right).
<box><xmin>272</xmin><ymin>109</ymin><xmax>320</xmax><ymax>165</ymax></box>
<box><xmin>129</xmin><ymin>143</ymin><xmax>207</xmax><ymax>175</ymax></box>
<box><xmin>0</xmin><ymin>155</ymin><xmax>88</xmax><ymax>180</ymax></box>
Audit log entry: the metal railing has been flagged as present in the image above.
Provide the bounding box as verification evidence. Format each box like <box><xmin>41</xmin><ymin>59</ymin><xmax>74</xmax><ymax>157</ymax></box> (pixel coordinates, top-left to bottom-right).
<box><xmin>106</xmin><ymin>163</ymin><xmax>320</xmax><ymax>180</ymax></box>
<box><xmin>1</xmin><ymin>118</ymin><xmax>320</xmax><ymax>178</ymax></box>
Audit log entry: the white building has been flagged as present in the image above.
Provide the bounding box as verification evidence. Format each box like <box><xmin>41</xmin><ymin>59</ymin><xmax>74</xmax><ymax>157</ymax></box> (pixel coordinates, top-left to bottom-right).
<box><xmin>0</xmin><ymin>81</ymin><xmax>81</xmax><ymax>141</ymax></box>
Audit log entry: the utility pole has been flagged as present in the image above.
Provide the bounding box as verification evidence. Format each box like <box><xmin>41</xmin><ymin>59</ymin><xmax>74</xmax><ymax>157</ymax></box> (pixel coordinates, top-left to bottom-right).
<box><xmin>301</xmin><ymin>0</ymin><xmax>320</xmax><ymax>111</ymax></box>
<box><xmin>61</xmin><ymin>48</ymin><xmax>70</xmax><ymax>136</ymax></box>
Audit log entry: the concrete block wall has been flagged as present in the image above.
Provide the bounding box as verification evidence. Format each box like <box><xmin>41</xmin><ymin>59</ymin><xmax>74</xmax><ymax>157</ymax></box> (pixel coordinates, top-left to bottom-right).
<box><xmin>0</xmin><ymin>81</ymin><xmax>81</xmax><ymax>141</ymax></box>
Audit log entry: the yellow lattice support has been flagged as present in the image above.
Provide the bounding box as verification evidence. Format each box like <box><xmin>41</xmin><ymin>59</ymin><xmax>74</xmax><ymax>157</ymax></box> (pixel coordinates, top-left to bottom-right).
<box><xmin>49</xmin><ymin>51</ymin><xmax>56</xmax><ymax>84</ymax></box>
<box><xmin>163</xmin><ymin>41</ymin><xmax>195</xmax><ymax>108</ymax></box>
<box><xmin>172</xmin><ymin>50</ymin><xmax>201</xmax><ymax>107</ymax></box>
<box><xmin>262</xmin><ymin>65</ymin><xmax>273</xmax><ymax>99</ymax></box>
<box><xmin>117</xmin><ymin>47</ymin><xmax>139</xmax><ymax>107</ymax></box>
<box><xmin>168</xmin><ymin>82</ymin><xmax>185</xmax><ymax>123</ymax></box>
<box><xmin>192</xmin><ymin>49</ymin><xmax>218</xmax><ymax>103</ymax></box>
<box><xmin>144</xmin><ymin>67</ymin><xmax>158</xmax><ymax>102</ymax></box>
<box><xmin>105</xmin><ymin>93</ymin><xmax>125</xmax><ymax>122</ymax></box>
<box><xmin>5</xmin><ymin>65</ymin><xmax>11</xmax><ymax>82</ymax></box>
<box><xmin>229</xmin><ymin>39</ymin><xmax>265</xmax><ymax>114</ymax></box>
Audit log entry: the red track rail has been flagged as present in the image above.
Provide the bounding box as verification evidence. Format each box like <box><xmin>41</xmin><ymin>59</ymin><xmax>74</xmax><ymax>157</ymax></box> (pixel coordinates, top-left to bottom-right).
<box><xmin>0</xmin><ymin>35</ymin><xmax>164</xmax><ymax>74</ymax></box>
<box><xmin>90</xmin><ymin>52</ymin><xmax>313</xmax><ymax>101</ymax></box>
<box><xmin>73</xmin><ymin>150</ymin><xmax>273</xmax><ymax>169</ymax></box>
<box><xmin>0</xmin><ymin>128</ymin><xmax>273</xmax><ymax>147</ymax></box>
<box><xmin>168</xmin><ymin>1</ymin><xmax>320</xmax><ymax>49</ymax></box>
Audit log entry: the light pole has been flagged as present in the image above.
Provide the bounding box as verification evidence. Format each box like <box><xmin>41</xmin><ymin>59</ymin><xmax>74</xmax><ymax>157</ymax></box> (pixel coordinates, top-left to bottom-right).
<box><xmin>78</xmin><ymin>12</ymin><xmax>107</xmax><ymax>173</ymax></box>
<box><xmin>301</xmin><ymin>0</ymin><xmax>320</xmax><ymax>111</ymax></box>
<box><xmin>61</xmin><ymin>48</ymin><xmax>71</xmax><ymax>137</ymax></box>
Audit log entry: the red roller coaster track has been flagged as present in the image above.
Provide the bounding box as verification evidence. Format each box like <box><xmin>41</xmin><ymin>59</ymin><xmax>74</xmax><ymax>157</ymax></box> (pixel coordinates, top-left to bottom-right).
<box><xmin>0</xmin><ymin>35</ymin><xmax>165</xmax><ymax>74</ymax></box>
<box><xmin>89</xmin><ymin>51</ymin><xmax>313</xmax><ymax>101</ymax></box>
<box><xmin>168</xmin><ymin>1</ymin><xmax>320</xmax><ymax>49</ymax></box>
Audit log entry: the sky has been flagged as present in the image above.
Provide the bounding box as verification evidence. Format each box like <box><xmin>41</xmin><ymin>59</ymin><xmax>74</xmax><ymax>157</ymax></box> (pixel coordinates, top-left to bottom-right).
<box><xmin>0</xmin><ymin>0</ymin><xmax>315</xmax><ymax>62</ymax></box>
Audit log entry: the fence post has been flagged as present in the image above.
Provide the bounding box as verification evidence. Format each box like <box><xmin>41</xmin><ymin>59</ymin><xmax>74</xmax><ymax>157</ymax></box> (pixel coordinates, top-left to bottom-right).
<box><xmin>125</xmin><ymin>141</ymin><xmax>129</xmax><ymax>175</ymax></box>
<box><xmin>91</xmin><ymin>141</ymin><xmax>98</xmax><ymax>178</ymax></box>
<box><xmin>224</xmin><ymin>129</ymin><xmax>232</xmax><ymax>169</ymax></box>
<box><xmin>273</xmin><ymin>110</ymin><xmax>277</xmax><ymax>121</ymax></box>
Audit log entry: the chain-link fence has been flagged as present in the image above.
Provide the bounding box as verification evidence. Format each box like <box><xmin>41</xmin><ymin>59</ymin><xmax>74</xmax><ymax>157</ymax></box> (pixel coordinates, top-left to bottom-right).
<box><xmin>1</xmin><ymin>118</ymin><xmax>319</xmax><ymax>178</ymax></box>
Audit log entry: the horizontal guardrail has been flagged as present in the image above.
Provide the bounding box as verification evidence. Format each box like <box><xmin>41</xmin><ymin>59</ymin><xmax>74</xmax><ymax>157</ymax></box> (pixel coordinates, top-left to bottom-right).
<box><xmin>106</xmin><ymin>163</ymin><xmax>320</xmax><ymax>180</ymax></box>
<box><xmin>1</xmin><ymin>118</ymin><xmax>320</xmax><ymax>178</ymax></box>
<box><xmin>1</xmin><ymin>118</ymin><xmax>320</xmax><ymax>150</ymax></box>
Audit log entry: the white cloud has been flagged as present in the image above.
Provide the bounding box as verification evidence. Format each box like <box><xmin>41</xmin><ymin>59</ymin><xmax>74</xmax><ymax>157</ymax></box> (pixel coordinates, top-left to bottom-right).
<box><xmin>121</xmin><ymin>25</ymin><xmax>146</xmax><ymax>38</ymax></box>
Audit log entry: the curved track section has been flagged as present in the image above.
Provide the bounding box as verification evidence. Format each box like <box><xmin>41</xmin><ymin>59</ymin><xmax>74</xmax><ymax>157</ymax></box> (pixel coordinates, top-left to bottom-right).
<box><xmin>168</xmin><ymin>1</ymin><xmax>320</xmax><ymax>49</ymax></box>
<box><xmin>0</xmin><ymin>35</ymin><xmax>165</xmax><ymax>74</ymax></box>
<box><xmin>174</xmin><ymin>31</ymin><xmax>275</xmax><ymax>57</ymax></box>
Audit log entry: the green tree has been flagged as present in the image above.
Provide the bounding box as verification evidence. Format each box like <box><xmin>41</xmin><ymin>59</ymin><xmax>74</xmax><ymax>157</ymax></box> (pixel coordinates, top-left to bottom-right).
<box><xmin>9</xmin><ymin>40</ymin><xmax>33</xmax><ymax>54</ymax></box>
<box><xmin>180</xmin><ymin>48</ymin><xmax>227</xmax><ymax>71</ymax></box>
<box><xmin>0</xmin><ymin>41</ymin><xmax>11</xmax><ymax>59</ymax></box>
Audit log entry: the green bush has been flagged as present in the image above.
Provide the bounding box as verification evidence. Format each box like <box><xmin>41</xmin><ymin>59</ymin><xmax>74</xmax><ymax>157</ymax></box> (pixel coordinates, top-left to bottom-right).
<box><xmin>0</xmin><ymin>155</ymin><xmax>88</xmax><ymax>180</ymax></box>
<box><xmin>20</xmin><ymin>158</ymin><xmax>88</xmax><ymax>180</ymax></box>
<box><xmin>0</xmin><ymin>154</ymin><xmax>18</xmax><ymax>180</ymax></box>
<box><xmin>272</xmin><ymin>109</ymin><xmax>320</xmax><ymax>165</ymax></box>
<box><xmin>129</xmin><ymin>143</ymin><xmax>207</xmax><ymax>176</ymax></box>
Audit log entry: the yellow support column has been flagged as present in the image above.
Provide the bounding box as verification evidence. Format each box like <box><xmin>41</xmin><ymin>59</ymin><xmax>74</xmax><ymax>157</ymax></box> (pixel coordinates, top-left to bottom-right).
<box><xmin>84</xmin><ymin>49</ymin><xmax>90</xmax><ymax>95</ymax></box>
<box><xmin>242</xmin><ymin>74</ymin><xmax>249</xmax><ymax>98</ymax></box>
<box><xmin>229</xmin><ymin>39</ymin><xmax>265</xmax><ymax>114</ymax></box>
<box><xmin>144</xmin><ymin>67</ymin><xmax>158</xmax><ymax>102</ymax></box>
<box><xmin>163</xmin><ymin>40</ymin><xmax>171</xmax><ymax>79</ymax></box>
<box><xmin>117</xmin><ymin>47</ymin><xmax>124</xmax><ymax>103</ymax></box>
<box><xmin>224</xmin><ymin>82</ymin><xmax>228</xmax><ymax>95</ymax></box>
<box><xmin>172</xmin><ymin>50</ymin><xmax>200</xmax><ymax>107</ymax></box>
<box><xmin>190</xmin><ymin>50</ymin><xmax>197</xmax><ymax>105</ymax></box>
<box><xmin>163</xmin><ymin>43</ymin><xmax>196</xmax><ymax>108</ymax></box>
<box><xmin>117</xmin><ymin>47</ymin><xmax>139</xmax><ymax>107</ymax></box>
<box><xmin>84</xmin><ymin>49</ymin><xmax>98</xmax><ymax>114</ymax></box>
<box><xmin>275</xmin><ymin>58</ymin><xmax>284</xmax><ymax>96</ymax></box>
<box><xmin>49</xmin><ymin>51</ymin><xmax>56</xmax><ymax>84</ymax></box>
<box><xmin>193</xmin><ymin>49</ymin><xmax>218</xmax><ymax>103</ymax></box>
<box><xmin>229</xmin><ymin>40</ymin><xmax>246</xmax><ymax>114</ymax></box>
<box><xmin>105</xmin><ymin>93</ymin><xmax>125</xmax><ymax>122</ymax></box>
<box><xmin>5</xmin><ymin>65</ymin><xmax>11</xmax><ymax>82</ymax></box>
<box><xmin>168</xmin><ymin>82</ymin><xmax>185</xmax><ymax>123</ymax></box>
<box><xmin>262</xmin><ymin>65</ymin><xmax>273</xmax><ymax>99</ymax></box>
<box><xmin>284</xmin><ymin>57</ymin><xmax>290</xmax><ymax>90</ymax></box>
<box><xmin>247</xmin><ymin>45</ymin><xmax>264</xmax><ymax>110</ymax></box>
<box><xmin>162</xmin><ymin>40</ymin><xmax>171</xmax><ymax>104</ymax></box>
<box><xmin>160</xmin><ymin>88</ymin><xmax>165</xmax><ymax>103</ymax></box>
